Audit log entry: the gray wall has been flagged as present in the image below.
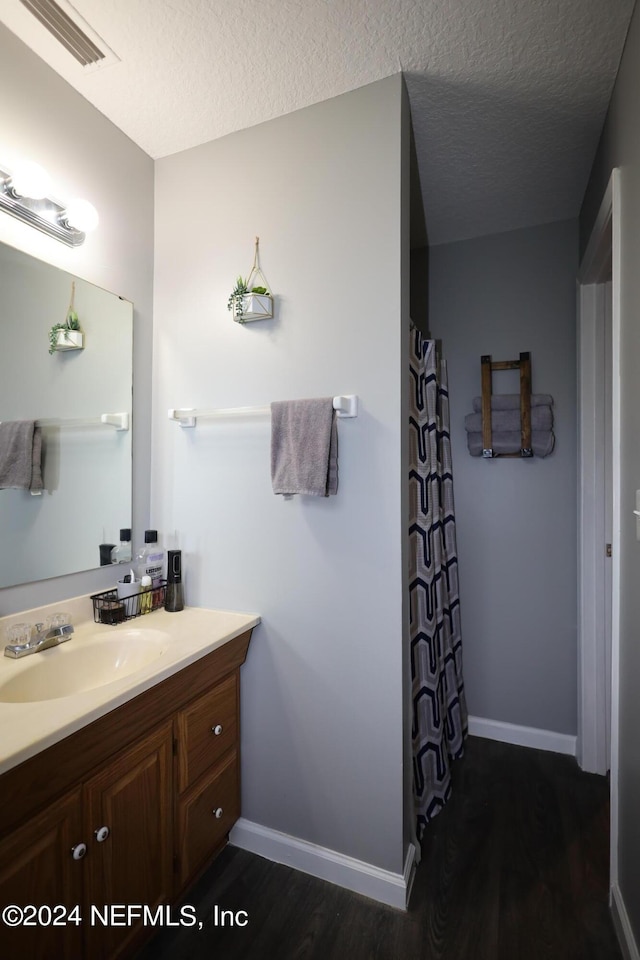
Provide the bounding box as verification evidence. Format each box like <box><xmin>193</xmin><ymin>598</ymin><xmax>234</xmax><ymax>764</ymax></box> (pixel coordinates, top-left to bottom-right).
<box><xmin>581</xmin><ymin>0</ymin><xmax>640</xmax><ymax>943</ymax></box>
<box><xmin>153</xmin><ymin>76</ymin><xmax>410</xmax><ymax>873</ymax></box>
<box><xmin>429</xmin><ymin>219</ymin><xmax>578</xmax><ymax>734</ymax></box>
<box><xmin>0</xmin><ymin>24</ymin><xmax>154</xmax><ymax>616</ymax></box>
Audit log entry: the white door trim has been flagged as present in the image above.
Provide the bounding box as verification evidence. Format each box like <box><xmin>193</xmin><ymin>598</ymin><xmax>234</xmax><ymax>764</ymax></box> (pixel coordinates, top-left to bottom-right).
<box><xmin>577</xmin><ymin>168</ymin><xmax>621</xmax><ymax>885</ymax></box>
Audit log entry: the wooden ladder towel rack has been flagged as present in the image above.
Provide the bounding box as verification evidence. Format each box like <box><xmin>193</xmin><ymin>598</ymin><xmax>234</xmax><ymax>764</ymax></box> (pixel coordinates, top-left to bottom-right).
<box><xmin>481</xmin><ymin>351</ymin><xmax>532</xmax><ymax>458</ymax></box>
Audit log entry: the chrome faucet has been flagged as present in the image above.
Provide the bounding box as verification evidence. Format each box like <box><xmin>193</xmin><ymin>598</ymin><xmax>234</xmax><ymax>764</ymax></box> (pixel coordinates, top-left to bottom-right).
<box><xmin>4</xmin><ymin>622</ymin><xmax>74</xmax><ymax>659</ymax></box>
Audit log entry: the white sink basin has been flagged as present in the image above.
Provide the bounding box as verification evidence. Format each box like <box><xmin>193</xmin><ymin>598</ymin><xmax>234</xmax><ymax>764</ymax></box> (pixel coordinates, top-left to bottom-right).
<box><xmin>0</xmin><ymin>629</ymin><xmax>170</xmax><ymax>702</ymax></box>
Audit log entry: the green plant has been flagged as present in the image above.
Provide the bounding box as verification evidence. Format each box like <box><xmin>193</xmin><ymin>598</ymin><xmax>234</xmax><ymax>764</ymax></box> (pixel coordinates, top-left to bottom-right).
<box><xmin>227</xmin><ymin>275</ymin><xmax>249</xmax><ymax>323</ymax></box>
<box><xmin>49</xmin><ymin>309</ymin><xmax>81</xmax><ymax>354</ymax></box>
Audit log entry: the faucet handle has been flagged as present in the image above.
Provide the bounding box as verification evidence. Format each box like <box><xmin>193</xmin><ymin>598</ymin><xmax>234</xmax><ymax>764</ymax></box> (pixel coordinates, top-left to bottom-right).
<box><xmin>47</xmin><ymin>612</ymin><xmax>73</xmax><ymax>629</ymax></box>
<box><xmin>6</xmin><ymin>622</ymin><xmax>32</xmax><ymax>645</ymax></box>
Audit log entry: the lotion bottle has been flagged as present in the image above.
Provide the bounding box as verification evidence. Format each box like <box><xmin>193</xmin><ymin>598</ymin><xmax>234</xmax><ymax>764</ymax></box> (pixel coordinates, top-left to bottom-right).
<box><xmin>140</xmin><ymin>575</ymin><xmax>153</xmax><ymax>614</ymax></box>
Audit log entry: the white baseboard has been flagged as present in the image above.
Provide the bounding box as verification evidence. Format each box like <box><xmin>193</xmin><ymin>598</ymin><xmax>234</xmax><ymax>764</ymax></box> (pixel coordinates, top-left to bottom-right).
<box><xmin>229</xmin><ymin>818</ymin><xmax>416</xmax><ymax>910</ymax></box>
<box><xmin>468</xmin><ymin>715</ymin><xmax>577</xmax><ymax>756</ymax></box>
<box><xmin>612</xmin><ymin>883</ymin><xmax>640</xmax><ymax>960</ymax></box>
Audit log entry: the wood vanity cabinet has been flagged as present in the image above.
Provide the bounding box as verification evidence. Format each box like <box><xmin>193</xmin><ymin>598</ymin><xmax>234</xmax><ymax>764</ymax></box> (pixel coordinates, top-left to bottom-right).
<box><xmin>0</xmin><ymin>628</ymin><xmax>252</xmax><ymax>960</ymax></box>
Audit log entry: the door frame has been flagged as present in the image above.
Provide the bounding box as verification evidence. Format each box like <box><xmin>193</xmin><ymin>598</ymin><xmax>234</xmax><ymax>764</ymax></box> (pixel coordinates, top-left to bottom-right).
<box><xmin>576</xmin><ymin>168</ymin><xmax>620</xmax><ymax>875</ymax></box>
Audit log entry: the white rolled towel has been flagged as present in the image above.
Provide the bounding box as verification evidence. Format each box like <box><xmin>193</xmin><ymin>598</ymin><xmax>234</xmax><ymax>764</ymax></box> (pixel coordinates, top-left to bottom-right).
<box><xmin>464</xmin><ymin>406</ymin><xmax>553</xmax><ymax>433</ymax></box>
<box><xmin>471</xmin><ymin>394</ymin><xmax>553</xmax><ymax>413</ymax></box>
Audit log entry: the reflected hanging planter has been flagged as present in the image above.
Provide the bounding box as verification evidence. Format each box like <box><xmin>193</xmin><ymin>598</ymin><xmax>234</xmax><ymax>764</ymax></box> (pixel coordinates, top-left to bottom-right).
<box><xmin>227</xmin><ymin>237</ymin><xmax>274</xmax><ymax>324</ymax></box>
<box><xmin>48</xmin><ymin>280</ymin><xmax>84</xmax><ymax>354</ymax></box>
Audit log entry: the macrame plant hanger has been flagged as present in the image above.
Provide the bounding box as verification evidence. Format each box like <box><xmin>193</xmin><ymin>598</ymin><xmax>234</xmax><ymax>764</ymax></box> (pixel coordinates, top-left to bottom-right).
<box><xmin>246</xmin><ymin>236</ymin><xmax>271</xmax><ymax>294</ymax></box>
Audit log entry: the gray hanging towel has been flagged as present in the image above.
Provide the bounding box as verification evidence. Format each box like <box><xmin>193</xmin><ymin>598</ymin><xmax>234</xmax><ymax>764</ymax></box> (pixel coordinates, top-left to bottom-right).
<box><xmin>0</xmin><ymin>421</ymin><xmax>43</xmax><ymax>491</ymax></box>
<box><xmin>270</xmin><ymin>398</ymin><xmax>338</xmax><ymax>496</ymax></box>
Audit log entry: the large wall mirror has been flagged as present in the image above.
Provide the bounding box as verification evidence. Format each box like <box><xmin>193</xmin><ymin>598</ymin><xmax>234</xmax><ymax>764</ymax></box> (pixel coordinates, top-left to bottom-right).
<box><xmin>0</xmin><ymin>241</ymin><xmax>133</xmax><ymax>588</ymax></box>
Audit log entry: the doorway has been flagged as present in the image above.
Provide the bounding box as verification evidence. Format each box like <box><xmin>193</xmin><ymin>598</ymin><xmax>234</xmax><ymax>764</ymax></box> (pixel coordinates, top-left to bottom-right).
<box><xmin>577</xmin><ymin>167</ymin><xmax>620</xmax><ymax>885</ymax></box>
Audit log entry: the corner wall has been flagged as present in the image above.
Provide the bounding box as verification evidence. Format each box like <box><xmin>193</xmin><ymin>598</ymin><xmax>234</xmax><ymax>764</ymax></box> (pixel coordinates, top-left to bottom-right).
<box><xmin>429</xmin><ymin>220</ymin><xmax>579</xmax><ymax>737</ymax></box>
<box><xmin>581</xmin><ymin>1</ymin><xmax>640</xmax><ymax>948</ymax></box>
<box><xmin>153</xmin><ymin>75</ymin><xmax>409</xmax><ymax>880</ymax></box>
<box><xmin>0</xmin><ymin>24</ymin><xmax>154</xmax><ymax>616</ymax></box>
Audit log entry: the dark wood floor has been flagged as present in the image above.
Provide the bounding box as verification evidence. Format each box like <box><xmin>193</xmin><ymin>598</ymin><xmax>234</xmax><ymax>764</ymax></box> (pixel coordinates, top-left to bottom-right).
<box><xmin>136</xmin><ymin>737</ymin><xmax>621</xmax><ymax>959</ymax></box>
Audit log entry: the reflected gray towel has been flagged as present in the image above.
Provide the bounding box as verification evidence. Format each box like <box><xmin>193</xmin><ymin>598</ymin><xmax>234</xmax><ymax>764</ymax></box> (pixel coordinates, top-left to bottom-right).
<box><xmin>472</xmin><ymin>394</ymin><xmax>553</xmax><ymax>412</ymax></box>
<box><xmin>464</xmin><ymin>406</ymin><xmax>553</xmax><ymax>433</ymax></box>
<box><xmin>467</xmin><ymin>430</ymin><xmax>555</xmax><ymax>458</ymax></box>
<box><xmin>0</xmin><ymin>421</ymin><xmax>43</xmax><ymax>491</ymax></box>
<box><xmin>271</xmin><ymin>399</ymin><xmax>338</xmax><ymax>496</ymax></box>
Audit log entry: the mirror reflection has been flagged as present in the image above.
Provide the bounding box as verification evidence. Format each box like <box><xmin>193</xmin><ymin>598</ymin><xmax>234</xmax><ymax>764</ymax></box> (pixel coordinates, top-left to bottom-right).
<box><xmin>0</xmin><ymin>242</ymin><xmax>133</xmax><ymax>588</ymax></box>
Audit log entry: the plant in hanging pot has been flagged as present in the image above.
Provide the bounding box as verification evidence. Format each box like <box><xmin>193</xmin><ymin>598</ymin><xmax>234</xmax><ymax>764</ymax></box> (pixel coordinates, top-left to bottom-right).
<box><xmin>49</xmin><ymin>281</ymin><xmax>84</xmax><ymax>354</ymax></box>
<box><xmin>227</xmin><ymin>275</ymin><xmax>251</xmax><ymax>324</ymax></box>
<box><xmin>226</xmin><ymin>238</ymin><xmax>274</xmax><ymax>323</ymax></box>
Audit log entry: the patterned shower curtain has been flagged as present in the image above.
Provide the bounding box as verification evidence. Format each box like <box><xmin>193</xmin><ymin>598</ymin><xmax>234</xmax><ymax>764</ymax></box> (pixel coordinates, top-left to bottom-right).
<box><xmin>409</xmin><ymin>325</ymin><xmax>467</xmax><ymax>842</ymax></box>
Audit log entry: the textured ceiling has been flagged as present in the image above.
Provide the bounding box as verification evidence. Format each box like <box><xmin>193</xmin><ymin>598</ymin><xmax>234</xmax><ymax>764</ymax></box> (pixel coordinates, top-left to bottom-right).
<box><xmin>0</xmin><ymin>0</ymin><xmax>635</xmax><ymax>245</ymax></box>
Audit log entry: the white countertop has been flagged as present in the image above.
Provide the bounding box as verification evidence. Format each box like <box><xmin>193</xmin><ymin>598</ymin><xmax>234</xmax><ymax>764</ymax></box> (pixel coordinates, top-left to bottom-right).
<box><xmin>0</xmin><ymin>604</ymin><xmax>260</xmax><ymax>776</ymax></box>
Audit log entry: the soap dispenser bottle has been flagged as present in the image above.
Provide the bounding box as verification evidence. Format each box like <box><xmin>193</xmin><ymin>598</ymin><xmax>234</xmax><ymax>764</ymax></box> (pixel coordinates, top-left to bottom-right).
<box><xmin>164</xmin><ymin>550</ymin><xmax>184</xmax><ymax>612</ymax></box>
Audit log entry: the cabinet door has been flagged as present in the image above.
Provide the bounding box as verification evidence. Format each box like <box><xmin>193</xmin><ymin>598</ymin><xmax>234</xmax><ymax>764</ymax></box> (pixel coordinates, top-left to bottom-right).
<box><xmin>83</xmin><ymin>721</ymin><xmax>173</xmax><ymax>960</ymax></box>
<box><xmin>0</xmin><ymin>788</ymin><xmax>84</xmax><ymax>960</ymax></box>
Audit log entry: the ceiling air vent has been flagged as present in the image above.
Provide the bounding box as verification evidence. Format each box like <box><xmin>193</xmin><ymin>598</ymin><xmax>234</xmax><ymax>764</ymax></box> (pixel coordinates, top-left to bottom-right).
<box><xmin>19</xmin><ymin>0</ymin><xmax>106</xmax><ymax>66</ymax></box>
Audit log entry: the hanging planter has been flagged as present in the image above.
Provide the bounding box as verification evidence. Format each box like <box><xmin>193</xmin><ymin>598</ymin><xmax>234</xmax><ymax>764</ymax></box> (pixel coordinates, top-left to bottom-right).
<box><xmin>227</xmin><ymin>237</ymin><xmax>274</xmax><ymax>323</ymax></box>
<box><xmin>53</xmin><ymin>329</ymin><xmax>83</xmax><ymax>352</ymax></box>
<box><xmin>49</xmin><ymin>281</ymin><xmax>84</xmax><ymax>354</ymax></box>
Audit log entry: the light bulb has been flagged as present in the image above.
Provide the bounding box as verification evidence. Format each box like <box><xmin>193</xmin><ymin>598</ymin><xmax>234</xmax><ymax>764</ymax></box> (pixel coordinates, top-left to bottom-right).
<box><xmin>63</xmin><ymin>198</ymin><xmax>99</xmax><ymax>233</ymax></box>
<box><xmin>11</xmin><ymin>161</ymin><xmax>51</xmax><ymax>199</ymax></box>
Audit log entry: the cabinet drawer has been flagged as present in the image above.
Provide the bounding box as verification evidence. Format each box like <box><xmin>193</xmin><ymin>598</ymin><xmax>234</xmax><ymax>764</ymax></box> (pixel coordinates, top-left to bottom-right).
<box><xmin>176</xmin><ymin>673</ymin><xmax>237</xmax><ymax>792</ymax></box>
<box><xmin>176</xmin><ymin>750</ymin><xmax>239</xmax><ymax>888</ymax></box>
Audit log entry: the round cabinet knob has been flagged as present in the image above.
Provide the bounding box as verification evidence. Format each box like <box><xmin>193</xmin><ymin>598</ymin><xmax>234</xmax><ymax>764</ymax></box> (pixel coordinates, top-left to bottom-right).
<box><xmin>94</xmin><ymin>826</ymin><xmax>110</xmax><ymax>843</ymax></box>
<box><xmin>212</xmin><ymin>724</ymin><xmax>223</xmax><ymax>736</ymax></box>
<box><xmin>71</xmin><ymin>842</ymin><xmax>87</xmax><ymax>861</ymax></box>
<box><xmin>213</xmin><ymin>807</ymin><xmax>223</xmax><ymax>819</ymax></box>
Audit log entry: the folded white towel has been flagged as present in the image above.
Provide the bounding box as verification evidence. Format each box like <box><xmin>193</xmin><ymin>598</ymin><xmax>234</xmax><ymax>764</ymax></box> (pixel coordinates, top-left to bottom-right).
<box><xmin>0</xmin><ymin>421</ymin><xmax>43</xmax><ymax>491</ymax></box>
<box><xmin>271</xmin><ymin>399</ymin><xmax>338</xmax><ymax>496</ymax></box>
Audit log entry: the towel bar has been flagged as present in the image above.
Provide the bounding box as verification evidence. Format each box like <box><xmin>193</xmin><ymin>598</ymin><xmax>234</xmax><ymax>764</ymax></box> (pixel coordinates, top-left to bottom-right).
<box><xmin>168</xmin><ymin>395</ymin><xmax>358</xmax><ymax>427</ymax></box>
<box><xmin>34</xmin><ymin>412</ymin><xmax>130</xmax><ymax>431</ymax></box>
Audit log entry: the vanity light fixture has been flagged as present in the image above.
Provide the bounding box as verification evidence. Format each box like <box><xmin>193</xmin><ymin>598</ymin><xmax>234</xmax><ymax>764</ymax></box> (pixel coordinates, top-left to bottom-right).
<box><xmin>0</xmin><ymin>160</ymin><xmax>99</xmax><ymax>247</ymax></box>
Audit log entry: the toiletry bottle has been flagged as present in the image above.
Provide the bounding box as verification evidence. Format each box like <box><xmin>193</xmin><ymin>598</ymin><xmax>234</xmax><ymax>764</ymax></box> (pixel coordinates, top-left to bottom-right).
<box><xmin>136</xmin><ymin>530</ymin><xmax>165</xmax><ymax>587</ymax></box>
<box><xmin>140</xmin><ymin>575</ymin><xmax>153</xmax><ymax>614</ymax></box>
<box><xmin>164</xmin><ymin>550</ymin><xmax>184</xmax><ymax>612</ymax></box>
<box><xmin>111</xmin><ymin>528</ymin><xmax>132</xmax><ymax>564</ymax></box>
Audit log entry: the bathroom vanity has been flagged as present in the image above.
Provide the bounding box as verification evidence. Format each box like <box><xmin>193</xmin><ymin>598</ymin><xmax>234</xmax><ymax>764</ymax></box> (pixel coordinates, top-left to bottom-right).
<box><xmin>0</xmin><ymin>604</ymin><xmax>259</xmax><ymax>960</ymax></box>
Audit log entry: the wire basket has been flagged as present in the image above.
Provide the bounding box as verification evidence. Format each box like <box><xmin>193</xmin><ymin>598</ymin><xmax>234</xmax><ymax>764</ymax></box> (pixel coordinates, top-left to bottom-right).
<box><xmin>91</xmin><ymin>581</ymin><xmax>166</xmax><ymax>625</ymax></box>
